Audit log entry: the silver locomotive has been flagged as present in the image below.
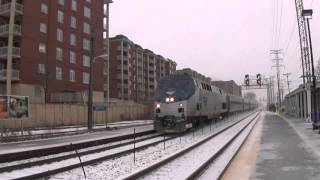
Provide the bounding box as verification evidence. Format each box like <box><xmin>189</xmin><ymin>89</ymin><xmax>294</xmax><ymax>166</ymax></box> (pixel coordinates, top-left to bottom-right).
<box><xmin>154</xmin><ymin>72</ymin><xmax>257</xmax><ymax>133</ymax></box>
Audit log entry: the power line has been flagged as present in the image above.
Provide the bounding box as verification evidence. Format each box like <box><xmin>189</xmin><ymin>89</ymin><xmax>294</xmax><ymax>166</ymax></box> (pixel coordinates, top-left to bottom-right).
<box><xmin>311</xmin><ymin>0</ymin><xmax>315</xmax><ymax>6</ymax></box>
<box><xmin>276</xmin><ymin>0</ymin><xmax>284</xmax><ymax>49</ymax></box>
<box><xmin>284</xmin><ymin>21</ymin><xmax>297</xmax><ymax>60</ymax></box>
<box><xmin>271</xmin><ymin>0</ymin><xmax>277</xmax><ymax>49</ymax></box>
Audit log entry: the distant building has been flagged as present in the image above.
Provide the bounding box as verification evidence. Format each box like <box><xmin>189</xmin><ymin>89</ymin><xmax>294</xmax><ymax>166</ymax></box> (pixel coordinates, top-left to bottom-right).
<box><xmin>109</xmin><ymin>35</ymin><xmax>177</xmax><ymax>103</ymax></box>
<box><xmin>176</xmin><ymin>68</ymin><xmax>211</xmax><ymax>83</ymax></box>
<box><xmin>0</xmin><ymin>0</ymin><xmax>109</xmax><ymax>103</ymax></box>
<box><xmin>211</xmin><ymin>80</ymin><xmax>242</xmax><ymax>97</ymax></box>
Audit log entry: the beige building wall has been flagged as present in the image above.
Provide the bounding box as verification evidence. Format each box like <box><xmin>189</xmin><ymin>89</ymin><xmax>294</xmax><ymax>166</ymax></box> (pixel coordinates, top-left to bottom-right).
<box><xmin>1</xmin><ymin>102</ymin><xmax>151</xmax><ymax>129</ymax></box>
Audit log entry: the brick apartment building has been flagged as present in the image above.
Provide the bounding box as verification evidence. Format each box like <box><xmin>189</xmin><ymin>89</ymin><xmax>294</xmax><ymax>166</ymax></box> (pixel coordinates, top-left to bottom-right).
<box><xmin>212</xmin><ymin>80</ymin><xmax>242</xmax><ymax>97</ymax></box>
<box><xmin>109</xmin><ymin>35</ymin><xmax>177</xmax><ymax>103</ymax></box>
<box><xmin>0</xmin><ymin>0</ymin><xmax>109</xmax><ymax>103</ymax></box>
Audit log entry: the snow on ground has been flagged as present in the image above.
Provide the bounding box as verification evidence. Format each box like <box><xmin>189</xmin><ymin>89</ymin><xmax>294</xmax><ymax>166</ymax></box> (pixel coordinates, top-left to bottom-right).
<box><xmin>0</xmin><ymin>134</ymin><xmax>168</xmax><ymax>179</ymax></box>
<box><xmin>0</xmin><ymin>120</ymin><xmax>153</xmax><ymax>137</ymax></box>
<box><xmin>0</xmin><ymin>124</ymin><xmax>154</xmax><ymax>155</ymax></box>
<box><xmin>0</xmin><ymin>133</ymin><xmax>157</xmax><ymax>169</ymax></box>
<box><xmin>282</xmin><ymin>115</ymin><xmax>320</xmax><ymax>161</ymax></box>
<box><xmin>138</xmin><ymin>113</ymin><xmax>258</xmax><ymax>180</ymax></box>
<box><xmin>198</xmin><ymin>112</ymin><xmax>262</xmax><ymax>180</ymax></box>
<box><xmin>49</xmin><ymin>112</ymin><xmax>255</xmax><ymax>180</ymax></box>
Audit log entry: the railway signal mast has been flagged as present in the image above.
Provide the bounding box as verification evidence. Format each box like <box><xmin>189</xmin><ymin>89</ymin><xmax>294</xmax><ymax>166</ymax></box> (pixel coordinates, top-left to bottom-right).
<box><xmin>243</xmin><ymin>74</ymin><xmax>274</xmax><ymax>109</ymax></box>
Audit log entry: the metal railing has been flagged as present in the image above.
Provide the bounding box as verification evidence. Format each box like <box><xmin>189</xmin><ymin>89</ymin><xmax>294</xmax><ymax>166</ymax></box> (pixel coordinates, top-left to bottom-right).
<box><xmin>0</xmin><ymin>47</ymin><xmax>21</xmax><ymax>58</ymax></box>
<box><xmin>0</xmin><ymin>69</ymin><xmax>20</xmax><ymax>81</ymax></box>
<box><xmin>0</xmin><ymin>3</ymin><xmax>23</xmax><ymax>15</ymax></box>
<box><xmin>0</xmin><ymin>24</ymin><xmax>21</xmax><ymax>35</ymax></box>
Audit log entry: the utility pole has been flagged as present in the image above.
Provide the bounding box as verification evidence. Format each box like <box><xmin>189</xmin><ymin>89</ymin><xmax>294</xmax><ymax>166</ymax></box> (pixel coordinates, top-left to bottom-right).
<box><xmin>271</xmin><ymin>50</ymin><xmax>284</xmax><ymax>108</ymax></box>
<box><xmin>270</xmin><ymin>76</ymin><xmax>274</xmax><ymax>104</ymax></box>
<box><xmin>302</xmin><ymin>9</ymin><xmax>317</xmax><ymax>120</ymax></box>
<box><xmin>283</xmin><ymin>73</ymin><xmax>292</xmax><ymax>94</ymax></box>
<box><xmin>104</xmin><ymin>0</ymin><xmax>113</xmax><ymax>129</ymax></box>
<box><xmin>88</xmin><ymin>29</ymin><xmax>96</xmax><ymax>131</ymax></box>
<box><xmin>294</xmin><ymin>0</ymin><xmax>311</xmax><ymax>85</ymax></box>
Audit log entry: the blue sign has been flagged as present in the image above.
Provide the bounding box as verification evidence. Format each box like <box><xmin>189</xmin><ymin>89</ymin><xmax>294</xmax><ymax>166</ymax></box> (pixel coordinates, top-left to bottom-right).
<box><xmin>93</xmin><ymin>105</ymin><xmax>107</xmax><ymax>111</ymax></box>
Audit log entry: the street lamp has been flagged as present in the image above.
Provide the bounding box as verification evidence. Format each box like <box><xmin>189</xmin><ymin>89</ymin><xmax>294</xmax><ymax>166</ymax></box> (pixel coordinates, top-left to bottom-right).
<box><xmin>302</xmin><ymin>9</ymin><xmax>317</xmax><ymax>122</ymax></box>
<box><xmin>88</xmin><ymin>53</ymin><xmax>108</xmax><ymax>130</ymax></box>
<box><xmin>104</xmin><ymin>0</ymin><xmax>113</xmax><ymax>129</ymax></box>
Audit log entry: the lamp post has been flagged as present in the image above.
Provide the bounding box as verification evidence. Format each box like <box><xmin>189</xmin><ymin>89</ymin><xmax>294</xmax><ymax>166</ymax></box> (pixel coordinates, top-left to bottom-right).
<box><xmin>104</xmin><ymin>0</ymin><xmax>113</xmax><ymax>129</ymax></box>
<box><xmin>87</xmin><ymin>47</ymin><xmax>109</xmax><ymax>130</ymax></box>
<box><xmin>302</xmin><ymin>9</ymin><xmax>317</xmax><ymax>122</ymax></box>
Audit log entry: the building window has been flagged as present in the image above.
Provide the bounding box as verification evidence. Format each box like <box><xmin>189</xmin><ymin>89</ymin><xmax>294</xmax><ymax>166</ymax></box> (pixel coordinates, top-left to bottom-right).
<box><xmin>58</xmin><ymin>0</ymin><xmax>64</xmax><ymax>6</ymax></box>
<box><xmin>38</xmin><ymin>64</ymin><xmax>45</xmax><ymax>74</ymax></box>
<box><xmin>56</xmin><ymin>67</ymin><xmax>63</xmax><ymax>80</ymax></box>
<box><xmin>84</xmin><ymin>6</ymin><xmax>91</xmax><ymax>18</ymax></box>
<box><xmin>40</xmin><ymin>23</ymin><xmax>47</xmax><ymax>33</ymax></box>
<box><xmin>83</xmin><ymin>55</ymin><xmax>90</xmax><ymax>67</ymax></box>
<box><xmin>69</xmin><ymin>69</ymin><xmax>76</xmax><ymax>82</ymax></box>
<box><xmin>57</xmin><ymin>10</ymin><xmax>64</xmax><ymax>24</ymax></box>
<box><xmin>71</xmin><ymin>0</ymin><xmax>77</xmax><ymax>11</ymax></box>
<box><xmin>41</xmin><ymin>3</ymin><xmax>48</xmax><ymax>14</ymax></box>
<box><xmin>57</xmin><ymin>28</ymin><xmax>63</xmax><ymax>42</ymax></box>
<box><xmin>83</xmin><ymin>72</ymin><xmax>89</xmax><ymax>84</ymax></box>
<box><xmin>56</xmin><ymin>47</ymin><xmax>63</xmax><ymax>61</ymax></box>
<box><xmin>70</xmin><ymin>51</ymin><xmax>76</xmax><ymax>64</ymax></box>
<box><xmin>39</xmin><ymin>43</ymin><xmax>46</xmax><ymax>53</ymax></box>
<box><xmin>70</xmin><ymin>16</ymin><xmax>77</xmax><ymax>29</ymax></box>
<box><xmin>70</xmin><ymin>33</ymin><xmax>76</xmax><ymax>46</ymax></box>
<box><xmin>83</xmin><ymin>22</ymin><xmax>90</xmax><ymax>34</ymax></box>
<box><xmin>83</xmin><ymin>39</ymin><xmax>90</xmax><ymax>50</ymax></box>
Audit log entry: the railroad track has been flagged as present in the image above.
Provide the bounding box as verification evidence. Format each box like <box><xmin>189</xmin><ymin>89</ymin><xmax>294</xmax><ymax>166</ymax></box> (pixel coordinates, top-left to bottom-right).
<box><xmin>0</xmin><ymin>132</ymin><xmax>176</xmax><ymax>180</ymax></box>
<box><xmin>0</xmin><ymin>111</ymin><xmax>257</xmax><ymax>179</ymax></box>
<box><xmin>121</xmin><ymin>111</ymin><xmax>261</xmax><ymax>180</ymax></box>
<box><xmin>0</xmin><ymin>129</ymin><xmax>155</xmax><ymax>163</ymax></box>
<box><xmin>1</xmin><ymin>121</ymin><xmax>153</xmax><ymax>143</ymax></box>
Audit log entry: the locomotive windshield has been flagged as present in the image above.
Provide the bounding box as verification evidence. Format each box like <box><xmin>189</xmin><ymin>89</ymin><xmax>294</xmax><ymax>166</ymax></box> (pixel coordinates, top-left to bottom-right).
<box><xmin>154</xmin><ymin>74</ymin><xmax>195</xmax><ymax>102</ymax></box>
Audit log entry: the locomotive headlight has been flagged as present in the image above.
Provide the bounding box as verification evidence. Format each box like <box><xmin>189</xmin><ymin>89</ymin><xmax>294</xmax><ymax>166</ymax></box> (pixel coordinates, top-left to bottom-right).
<box><xmin>156</xmin><ymin>103</ymin><xmax>160</xmax><ymax>108</ymax></box>
<box><xmin>165</xmin><ymin>97</ymin><xmax>170</xmax><ymax>102</ymax></box>
<box><xmin>170</xmin><ymin>97</ymin><xmax>174</xmax><ymax>102</ymax></box>
<box><xmin>179</xmin><ymin>103</ymin><xmax>183</xmax><ymax>107</ymax></box>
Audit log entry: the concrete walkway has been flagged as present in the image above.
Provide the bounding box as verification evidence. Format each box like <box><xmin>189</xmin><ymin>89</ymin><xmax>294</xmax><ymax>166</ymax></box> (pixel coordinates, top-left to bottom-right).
<box><xmin>252</xmin><ymin>112</ymin><xmax>320</xmax><ymax>180</ymax></box>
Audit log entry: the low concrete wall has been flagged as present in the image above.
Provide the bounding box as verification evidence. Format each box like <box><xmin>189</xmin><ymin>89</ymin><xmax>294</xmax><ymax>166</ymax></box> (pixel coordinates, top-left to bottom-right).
<box><xmin>1</xmin><ymin>102</ymin><xmax>151</xmax><ymax>129</ymax></box>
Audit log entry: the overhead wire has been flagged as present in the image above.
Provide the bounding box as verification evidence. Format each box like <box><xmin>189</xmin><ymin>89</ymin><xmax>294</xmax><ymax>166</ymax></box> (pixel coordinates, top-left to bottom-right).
<box><xmin>276</xmin><ymin>0</ymin><xmax>284</xmax><ymax>49</ymax></box>
<box><xmin>310</xmin><ymin>0</ymin><xmax>315</xmax><ymax>6</ymax></box>
<box><xmin>274</xmin><ymin>0</ymin><xmax>279</xmax><ymax>49</ymax></box>
<box><xmin>271</xmin><ymin>0</ymin><xmax>276</xmax><ymax>49</ymax></box>
<box><xmin>283</xmin><ymin>20</ymin><xmax>297</xmax><ymax>60</ymax></box>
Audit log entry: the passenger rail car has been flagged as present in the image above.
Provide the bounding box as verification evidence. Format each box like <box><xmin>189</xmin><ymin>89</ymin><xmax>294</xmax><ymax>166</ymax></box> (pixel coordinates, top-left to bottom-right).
<box><xmin>154</xmin><ymin>73</ymin><xmax>257</xmax><ymax>133</ymax></box>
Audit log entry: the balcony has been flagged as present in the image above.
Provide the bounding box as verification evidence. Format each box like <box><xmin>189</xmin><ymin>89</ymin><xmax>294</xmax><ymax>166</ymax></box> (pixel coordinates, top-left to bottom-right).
<box><xmin>0</xmin><ymin>24</ymin><xmax>21</xmax><ymax>37</ymax></box>
<box><xmin>117</xmin><ymin>74</ymin><xmax>129</xmax><ymax>79</ymax></box>
<box><xmin>0</xmin><ymin>3</ymin><xmax>23</xmax><ymax>17</ymax></box>
<box><xmin>117</xmin><ymin>84</ymin><xmax>129</xmax><ymax>89</ymax></box>
<box><xmin>0</xmin><ymin>69</ymin><xmax>20</xmax><ymax>81</ymax></box>
<box><xmin>0</xmin><ymin>47</ymin><xmax>21</xmax><ymax>59</ymax></box>
<box><xmin>117</xmin><ymin>46</ymin><xmax>130</xmax><ymax>52</ymax></box>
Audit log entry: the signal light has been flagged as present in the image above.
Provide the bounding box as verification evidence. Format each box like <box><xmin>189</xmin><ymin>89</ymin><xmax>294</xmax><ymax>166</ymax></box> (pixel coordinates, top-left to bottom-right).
<box><xmin>257</xmin><ymin>73</ymin><xmax>262</xmax><ymax>86</ymax></box>
<box><xmin>245</xmin><ymin>74</ymin><xmax>250</xmax><ymax>86</ymax></box>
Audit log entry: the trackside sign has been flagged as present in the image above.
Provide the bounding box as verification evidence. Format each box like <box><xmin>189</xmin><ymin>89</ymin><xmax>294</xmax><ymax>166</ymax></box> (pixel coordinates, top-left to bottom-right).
<box><xmin>0</xmin><ymin>95</ymin><xmax>29</xmax><ymax>120</ymax></box>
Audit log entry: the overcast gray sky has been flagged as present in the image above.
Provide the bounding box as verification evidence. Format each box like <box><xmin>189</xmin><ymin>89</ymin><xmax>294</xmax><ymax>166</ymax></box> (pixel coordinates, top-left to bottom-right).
<box><xmin>109</xmin><ymin>0</ymin><xmax>320</xmax><ymax>100</ymax></box>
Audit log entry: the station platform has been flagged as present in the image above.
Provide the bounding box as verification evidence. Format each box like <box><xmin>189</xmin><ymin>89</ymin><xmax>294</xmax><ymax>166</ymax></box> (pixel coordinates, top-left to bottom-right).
<box><xmin>0</xmin><ymin>125</ymin><xmax>154</xmax><ymax>156</ymax></box>
<box><xmin>222</xmin><ymin>112</ymin><xmax>320</xmax><ymax>180</ymax></box>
